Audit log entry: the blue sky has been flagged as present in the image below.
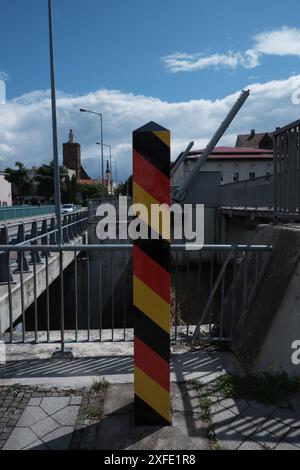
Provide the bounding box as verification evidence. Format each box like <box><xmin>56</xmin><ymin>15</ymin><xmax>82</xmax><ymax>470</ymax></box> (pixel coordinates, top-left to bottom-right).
<box><xmin>1</xmin><ymin>0</ymin><xmax>300</xmax><ymax>101</ymax></box>
<box><xmin>1</xmin><ymin>0</ymin><xmax>300</xmax><ymax>179</ymax></box>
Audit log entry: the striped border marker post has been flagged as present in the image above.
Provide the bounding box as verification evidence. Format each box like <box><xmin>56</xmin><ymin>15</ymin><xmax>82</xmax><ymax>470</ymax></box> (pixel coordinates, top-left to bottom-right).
<box><xmin>133</xmin><ymin>121</ymin><xmax>171</xmax><ymax>426</ymax></box>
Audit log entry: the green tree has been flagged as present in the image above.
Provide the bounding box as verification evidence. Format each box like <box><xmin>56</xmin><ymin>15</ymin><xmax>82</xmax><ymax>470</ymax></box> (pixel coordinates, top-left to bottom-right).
<box><xmin>62</xmin><ymin>173</ymin><xmax>77</xmax><ymax>204</ymax></box>
<box><xmin>4</xmin><ymin>162</ymin><xmax>34</xmax><ymax>203</ymax></box>
<box><xmin>114</xmin><ymin>176</ymin><xmax>132</xmax><ymax>198</ymax></box>
<box><xmin>114</xmin><ymin>181</ymin><xmax>127</xmax><ymax>197</ymax></box>
<box><xmin>35</xmin><ymin>161</ymin><xmax>68</xmax><ymax>202</ymax></box>
<box><xmin>76</xmin><ymin>182</ymin><xmax>107</xmax><ymax>204</ymax></box>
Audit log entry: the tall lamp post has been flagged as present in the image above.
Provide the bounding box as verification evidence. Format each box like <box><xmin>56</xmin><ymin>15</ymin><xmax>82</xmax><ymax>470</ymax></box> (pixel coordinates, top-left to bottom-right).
<box><xmin>80</xmin><ymin>108</ymin><xmax>104</xmax><ymax>197</ymax></box>
<box><xmin>48</xmin><ymin>0</ymin><xmax>62</xmax><ymax>244</ymax></box>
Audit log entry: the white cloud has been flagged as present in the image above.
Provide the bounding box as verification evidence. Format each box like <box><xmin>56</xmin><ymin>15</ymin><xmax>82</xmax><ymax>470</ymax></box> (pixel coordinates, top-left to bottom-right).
<box><xmin>0</xmin><ymin>75</ymin><xmax>300</xmax><ymax>179</ymax></box>
<box><xmin>163</xmin><ymin>50</ymin><xmax>260</xmax><ymax>73</ymax></box>
<box><xmin>254</xmin><ymin>27</ymin><xmax>300</xmax><ymax>57</ymax></box>
<box><xmin>163</xmin><ymin>26</ymin><xmax>300</xmax><ymax>73</ymax></box>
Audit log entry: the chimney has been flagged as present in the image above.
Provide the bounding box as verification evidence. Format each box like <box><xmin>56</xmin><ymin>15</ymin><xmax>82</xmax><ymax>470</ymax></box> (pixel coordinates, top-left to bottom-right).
<box><xmin>251</xmin><ymin>129</ymin><xmax>255</xmax><ymax>136</ymax></box>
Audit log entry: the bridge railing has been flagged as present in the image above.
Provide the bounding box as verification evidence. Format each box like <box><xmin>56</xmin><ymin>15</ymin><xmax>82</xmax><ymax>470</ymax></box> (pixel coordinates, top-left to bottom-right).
<box><xmin>0</xmin><ymin>205</ymin><xmax>56</xmax><ymax>222</ymax></box>
<box><xmin>274</xmin><ymin>120</ymin><xmax>300</xmax><ymax>219</ymax></box>
<box><xmin>219</xmin><ymin>175</ymin><xmax>274</xmax><ymax>209</ymax></box>
<box><xmin>0</xmin><ymin>243</ymin><xmax>272</xmax><ymax>349</ymax></box>
<box><xmin>0</xmin><ymin>210</ymin><xmax>89</xmax><ymax>284</ymax></box>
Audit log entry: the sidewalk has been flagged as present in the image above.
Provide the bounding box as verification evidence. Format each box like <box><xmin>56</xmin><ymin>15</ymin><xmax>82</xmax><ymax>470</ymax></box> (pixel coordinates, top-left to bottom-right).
<box><xmin>0</xmin><ymin>346</ymin><xmax>300</xmax><ymax>450</ymax></box>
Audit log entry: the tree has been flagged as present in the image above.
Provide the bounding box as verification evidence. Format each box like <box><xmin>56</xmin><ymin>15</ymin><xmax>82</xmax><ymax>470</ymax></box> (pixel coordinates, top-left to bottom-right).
<box><xmin>35</xmin><ymin>161</ymin><xmax>68</xmax><ymax>202</ymax></box>
<box><xmin>114</xmin><ymin>176</ymin><xmax>132</xmax><ymax>198</ymax></box>
<box><xmin>76</xmin><ymin>182</ymin><xmax>107</xmax><ymax>204</ymax></box>
<box><xmin>114</xmin><ymin>181</ymin><xmax>127</xmax><ymax>197</ymax></box>
<box><xmin>5</xmin><ymin>162</ymin><xmax>33</xmax><ymax>203</ymax></box>
<box><xmin>62</xmin><ymin>173</ymin><xmax>77</xmax><ymax>204</ymax></box>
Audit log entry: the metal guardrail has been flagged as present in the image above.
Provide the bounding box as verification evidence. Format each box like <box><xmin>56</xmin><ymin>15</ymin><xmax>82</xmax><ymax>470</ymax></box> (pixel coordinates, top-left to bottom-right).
<box><xmin>219</xmin><ymin>175</ymin><xmax>274</xmax><ymax>209</ymax></box>
<box><xmin>0</xmin><ymin>243</ymin><xmax>272</xmax><ymax>349</ymax></box>
<box><xmin>0</xmin><ymin>210</ymin><xmax>88</xmax><ymax>283</ymax></box>
<box><xmin>274</xmin><ymin>121</ymin><xmax>300</xmax><ymax>219</ymax></box>
<box><xmin>0</xmin><ymin>205</ymin><xmax>56</xmax><ymax>222</ymax></box>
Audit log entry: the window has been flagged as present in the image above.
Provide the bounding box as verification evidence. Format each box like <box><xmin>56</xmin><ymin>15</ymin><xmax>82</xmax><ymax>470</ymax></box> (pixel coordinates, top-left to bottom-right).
<box><xmin>249</xmin><ymin>172</ymin><xmax>255</xmax><ymax>180</ymax></box>
<box><xmin>233</xmin><ymin>172</ymin><xmax>239</xmax><ymax>182</ymax></box>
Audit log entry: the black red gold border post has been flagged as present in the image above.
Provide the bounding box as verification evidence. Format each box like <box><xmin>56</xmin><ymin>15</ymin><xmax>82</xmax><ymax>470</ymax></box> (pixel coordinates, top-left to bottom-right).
<box><xmin>133</xmin><ymin>121</ymin><xmax>171</xmax><ymax>426</ymax></box>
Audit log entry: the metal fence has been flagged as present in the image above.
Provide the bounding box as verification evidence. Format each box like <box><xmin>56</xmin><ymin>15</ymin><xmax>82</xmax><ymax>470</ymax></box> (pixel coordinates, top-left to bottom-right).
<box><xmin>274</xmin><ymin>120</ymin><xmax>300</xmax><ymax>219</ymax></box>
<box><xmin>219</xmin><ymin>175</ymin><xmax>274</xmax><ymax>209</ymax></box>
<box><xmin>0</xmin><ymin>243</ymin><xmax>272</xmax><ymax>349</ymax></box>
<box><xmin>0</xmin><ymin>205</ymin><xmax>56</xmax><ymax>222</ymax></box>
<box><xmin>0</xmin><ymin>210</ymin><xmax>88</xmax><ymax>283</ymax></box>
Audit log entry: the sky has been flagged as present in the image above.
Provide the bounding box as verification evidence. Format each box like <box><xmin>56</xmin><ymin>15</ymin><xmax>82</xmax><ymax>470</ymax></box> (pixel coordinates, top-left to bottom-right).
<box><xmin>1</xmin><ymin>0</ymin><xmax>300</xmax><ymax>180</ymax></box>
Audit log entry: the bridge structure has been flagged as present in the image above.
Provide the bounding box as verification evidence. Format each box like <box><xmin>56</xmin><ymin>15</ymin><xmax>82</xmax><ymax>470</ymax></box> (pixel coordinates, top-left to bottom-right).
<box><xmin>0</xmin><ymin>117</ymin><xmax>299</xmax><ymax>379</ymax></box>
<box><xmin>0</xmin><ymin>210</ymin><xmax>88</xmax><ymax>336</ymax></box>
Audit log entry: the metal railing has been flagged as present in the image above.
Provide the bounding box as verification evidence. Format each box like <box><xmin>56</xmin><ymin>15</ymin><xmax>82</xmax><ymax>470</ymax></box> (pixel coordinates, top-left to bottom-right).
<box><xmin>0</xmin><ymin>243</ymin><xmax>272</xmax><ymax>349</ymax></box>
<box><xmin>0</xmin><ymin>210</ymin><xmax>88</xmax><ymax>284</ymax></box>
<box><xmin>219</xmin><ymin>175</ymin><xmax>274</xmax><ymax>209</ymax></box>
<box><xmin>0</xmin><ymin>205</ymin><xmax>56</xmax><ymax>222</ymax></box>
<box><xmin>274</xmin><ymin>120</ymin><xmax>300</xmax><ymax>219</ymax></box>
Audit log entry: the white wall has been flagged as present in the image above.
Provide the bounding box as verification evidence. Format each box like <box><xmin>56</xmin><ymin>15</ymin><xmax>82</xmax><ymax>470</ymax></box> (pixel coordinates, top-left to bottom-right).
<box><xmin>174</xmin><ymin>159</ymin><xmax>273</xmax><ymax>186</ymax></box>
<box><xmin>0</xmin><ymin>173</ymin><xmax>12</xmax><ymax>206</ymax></box>
<box><xmin>200</xmin><ymin>160</ymin><xmax>273</xmax><ymax>185</ymax></box>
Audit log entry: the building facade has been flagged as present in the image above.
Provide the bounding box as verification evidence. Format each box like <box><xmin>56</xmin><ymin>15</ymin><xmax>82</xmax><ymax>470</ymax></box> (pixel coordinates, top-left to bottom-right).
<box><xmin>0</xmin><ymin>172</ymin><xmax>12</xmax><ymax>206</ymax></box>
<box><xmin>172</xmin><ymin>146</ymin><xmax>273</xmax><ymax>187</ymax></box>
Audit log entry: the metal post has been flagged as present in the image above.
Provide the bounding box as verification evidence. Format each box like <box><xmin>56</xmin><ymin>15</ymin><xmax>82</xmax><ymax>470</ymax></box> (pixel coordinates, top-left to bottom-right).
<box><xmin>109</xmin><ymin>146</ymin><xmax>112</xmax><ymax>195</ymax></box>
<box><xmin>173</xmin><ymin>90</ymin><xmax>250</xmax><ymax>203</ymax></box>
<box><xmin>100</xmin><ymin>114</ymin><xmax>104</xmax><ymax>199</ymax></box>
<box><xmin>48</xmin><ymin>0</ymin><xmax>62</xmax><ymax>245</ymax></box>
<box><xmin>0</xmin><ymin>227</ymin><xmax>13</xmax><ymax>284</ymax></box>
<box><xmin>14</xmin><ymin>224</ymin><xmax>31</xmax><ymax>273</ymax></box>
<box><xmin>170</xmin><ymin>141</ymin><xmax>194</xmax><ymax>179</ymax></box>
<box><xmin>133</xmin><ymin>121</ymin><xmax>171</xmax><ymax>426</ymax></box>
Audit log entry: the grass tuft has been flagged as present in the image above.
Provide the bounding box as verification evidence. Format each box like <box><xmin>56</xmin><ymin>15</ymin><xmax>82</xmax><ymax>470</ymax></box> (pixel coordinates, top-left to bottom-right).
<box><xmin>90</xmin><ymin>377</ymin><xmax>110</xmax><ymax>394</ymax></box>
<box><xmin>212</xmin><ymin>372</ymin><xmax>300</xmax><ymax>405</ymax></box>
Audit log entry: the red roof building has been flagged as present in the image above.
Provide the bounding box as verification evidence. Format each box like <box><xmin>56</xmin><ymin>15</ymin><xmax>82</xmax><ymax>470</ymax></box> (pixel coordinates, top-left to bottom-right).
<box><xmin>172</xmin><ymin>146</ymin><xmax>273</xmax><ymax>186</ymax></box>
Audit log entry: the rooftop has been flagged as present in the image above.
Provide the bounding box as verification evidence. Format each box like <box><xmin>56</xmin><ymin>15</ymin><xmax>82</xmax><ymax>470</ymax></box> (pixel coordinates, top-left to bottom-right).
<box><xmin>187</xmin><ymin>146</ymin><xmax>273</xmax><ymax>161</ymax></box>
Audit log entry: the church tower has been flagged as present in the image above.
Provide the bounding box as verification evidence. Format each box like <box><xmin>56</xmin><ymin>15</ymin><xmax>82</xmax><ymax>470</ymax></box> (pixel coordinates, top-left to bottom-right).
<box><xmin>63</xmin><ymin>129</ymin><xmax>90</xmax><ymax>181</ymax></box>
<box><xmin>63</xmin><ymin>129</ymin><xmax>82</xmax><ymax>180</ymax></box>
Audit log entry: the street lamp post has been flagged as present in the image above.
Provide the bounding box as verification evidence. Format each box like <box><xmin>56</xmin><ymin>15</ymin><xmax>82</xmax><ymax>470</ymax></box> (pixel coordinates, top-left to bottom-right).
<box><xmin>48</xmin><ymin>0</ymin><xmax>62</xmax><ymax>245</ymax></box>
<box><xmin>80</xmin><ymin>108</ymin><xmax>104</xmax><ymax>198</ymax></box>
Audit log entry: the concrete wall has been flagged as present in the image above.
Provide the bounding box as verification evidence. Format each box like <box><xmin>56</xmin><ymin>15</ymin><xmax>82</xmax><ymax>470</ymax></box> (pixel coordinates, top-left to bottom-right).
<box><xmin>255</xmin><ymin>255</ymin><xmax>300</xmax><ymax>376</ymax></box>
<box><xmin>231</xmin><ymin>224</ymin><xmax>300</xmax><ymax>377</ymax></box>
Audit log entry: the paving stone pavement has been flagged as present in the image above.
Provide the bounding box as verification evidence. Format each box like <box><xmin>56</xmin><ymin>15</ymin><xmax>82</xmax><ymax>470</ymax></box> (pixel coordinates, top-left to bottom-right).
<box><xmin>71</xmin><ymin>384</ymin><xmax>209</xmax><ymax>450</ymax></box>
<box><xmin>210</xmin><ymin>392</ymin><xmax>300</xmax><ymax>450</ymax></box>
<box><xmin>1</xmin><ymin>384</ymin><xmax>300</xmax><ymax>450</ymax></box>
<box><xmin>3</xmin><ymin>395</ymin><xmax>82</xmax><ymax>450</ymax></box>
